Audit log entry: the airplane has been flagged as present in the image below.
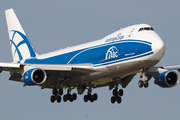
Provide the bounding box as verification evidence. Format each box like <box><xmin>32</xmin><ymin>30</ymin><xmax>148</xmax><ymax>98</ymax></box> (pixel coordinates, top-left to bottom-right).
<box><xmin>1</xmin><ymin>8</ymin><xmax>179</xmax><ymax>104</ymax></box>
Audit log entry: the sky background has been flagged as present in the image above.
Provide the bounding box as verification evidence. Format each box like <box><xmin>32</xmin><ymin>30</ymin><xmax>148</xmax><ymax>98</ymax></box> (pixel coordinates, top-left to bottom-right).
<box><xmin>0</xmin><ymin>0</ymin><xmax>180</xmax><ymax>120</ymax></box>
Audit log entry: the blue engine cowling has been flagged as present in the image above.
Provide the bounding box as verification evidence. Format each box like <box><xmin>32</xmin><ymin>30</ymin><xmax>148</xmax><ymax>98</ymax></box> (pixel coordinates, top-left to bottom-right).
<box><xmin>155</xmin><ymin>71</ymin><xmax>179</xmax><ymax>88</ymax></box>
<box><xmin>23</xmin><ymin>68</ymin><xmax>47</xmax><ymax>85</ymax></box>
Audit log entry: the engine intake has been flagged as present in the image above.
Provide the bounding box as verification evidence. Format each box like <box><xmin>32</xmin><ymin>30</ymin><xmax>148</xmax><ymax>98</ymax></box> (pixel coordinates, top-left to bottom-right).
<box><xmin>155</xmin><ymin>71</ymin><xmax>179</xmax><ymax>88</ymax></box>
<box><xmin>23</xmin><ymin>68</ymin><xmax>47</xmax><ymax>85</ymax></box>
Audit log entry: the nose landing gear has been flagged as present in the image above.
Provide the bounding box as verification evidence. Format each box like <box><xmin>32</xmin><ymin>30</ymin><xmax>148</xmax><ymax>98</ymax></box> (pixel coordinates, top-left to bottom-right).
<box><xmin>138</xmin><ymin>68</ymin><xmax>151</xmax><ymax>88</ymax></box>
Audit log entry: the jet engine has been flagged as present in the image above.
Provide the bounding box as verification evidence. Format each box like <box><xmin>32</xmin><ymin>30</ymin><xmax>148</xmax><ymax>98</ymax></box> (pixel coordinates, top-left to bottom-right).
<box><xmin>23</xmin><ymin>68</ymin><xmax>47</xmax><ymax>85</ymax></box>
<box><xmin>155</xmin><ymin>71</ymin><xmax>179</xmax><ymax>88</ymax></box>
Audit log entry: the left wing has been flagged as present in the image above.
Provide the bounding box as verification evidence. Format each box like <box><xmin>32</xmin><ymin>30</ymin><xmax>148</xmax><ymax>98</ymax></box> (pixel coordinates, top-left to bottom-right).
<box><xmin>0</xmin><ymin>62</ymin><xmax>95</xmax><ymax>88</ymax></box>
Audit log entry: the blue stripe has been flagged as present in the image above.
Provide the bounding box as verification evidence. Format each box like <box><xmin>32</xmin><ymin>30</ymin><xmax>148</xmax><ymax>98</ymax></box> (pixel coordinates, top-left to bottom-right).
<box><xmin>94</xmin><ymin>51</ymin><xmax>154</xmax><ymax>67</ymax></box>
<box><xmin>24</xmin><ymin>39</ymin><xmax>153</xmax><ymax>66</ymax></box>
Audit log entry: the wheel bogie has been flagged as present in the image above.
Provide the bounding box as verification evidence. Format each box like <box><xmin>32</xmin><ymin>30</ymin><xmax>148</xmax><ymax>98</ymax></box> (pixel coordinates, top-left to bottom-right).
<box><xmin>138</xmin><ymin>80</ymin><xmax>149</xmax><ymax>88</ymax></box>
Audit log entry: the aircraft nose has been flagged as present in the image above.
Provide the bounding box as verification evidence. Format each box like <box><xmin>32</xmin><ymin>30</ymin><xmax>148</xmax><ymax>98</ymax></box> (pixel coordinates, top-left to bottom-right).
<box><xmin>152</xmin><ymin>34</ymin><xmax>166</xmax><ymax>60</ymax></box>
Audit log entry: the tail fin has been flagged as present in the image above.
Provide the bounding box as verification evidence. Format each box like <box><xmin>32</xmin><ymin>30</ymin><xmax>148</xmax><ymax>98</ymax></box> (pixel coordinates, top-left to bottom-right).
<box><xmin>5</xmin><ymin>8</ymin><xmax>37</xmax><ymax>62</ymax></box>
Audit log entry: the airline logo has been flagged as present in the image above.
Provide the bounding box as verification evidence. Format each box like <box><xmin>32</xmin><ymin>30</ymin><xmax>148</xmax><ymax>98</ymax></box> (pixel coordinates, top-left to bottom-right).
<box><xmin>105</xmin><ymin>35</ymin><xmax>124</xmax><ymax>43</ymax></box>
<box><xmin>10</xmin><ymin>30</ymin><xmax>36</xmax><ymax>61</ymax></box>
<box><xmin>106</xmin><ymin>46</ymin><xmax>118</xmax><ymax>60</ymax></box>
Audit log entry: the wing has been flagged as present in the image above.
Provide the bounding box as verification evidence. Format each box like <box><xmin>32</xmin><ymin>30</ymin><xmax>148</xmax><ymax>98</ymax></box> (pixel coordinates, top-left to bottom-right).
<box><xmin>145</xmin><ymin>65</ymin><xmax>180</xmax><ymax>88</ymax></box>
<box><xmin>0</xmin><ymin>62</ymin><xmax>95</xmax><ymax>88</ymax></box>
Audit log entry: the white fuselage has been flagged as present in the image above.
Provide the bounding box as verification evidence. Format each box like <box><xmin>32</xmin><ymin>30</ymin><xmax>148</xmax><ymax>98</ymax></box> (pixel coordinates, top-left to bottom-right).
<box><xmin>23</xmin><ymin>24</ymin><xmax>165</xmax><ymax>85</ymax></box>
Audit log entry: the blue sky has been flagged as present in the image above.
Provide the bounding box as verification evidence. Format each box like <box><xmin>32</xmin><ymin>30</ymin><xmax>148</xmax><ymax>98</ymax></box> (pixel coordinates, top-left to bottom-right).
<box><xmin>0</xmin><ymin>0</ymin><xmax>180</xmax><ymax>120</ymax></box>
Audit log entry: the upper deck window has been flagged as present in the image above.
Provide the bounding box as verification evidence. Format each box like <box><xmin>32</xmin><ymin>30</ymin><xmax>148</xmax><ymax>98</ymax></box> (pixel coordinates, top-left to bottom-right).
<box><xmin>139</xmin><ymin>27</ymin><xmax>154</xmax><ymax>32</ymax></box>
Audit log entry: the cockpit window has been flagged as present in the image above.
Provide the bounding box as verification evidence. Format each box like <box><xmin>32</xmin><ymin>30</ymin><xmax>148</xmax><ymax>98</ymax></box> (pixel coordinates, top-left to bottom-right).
<box><xmin>139</xmin><ymin>27</ymin><xmax>154</xmax><ymax>32</ymax></box>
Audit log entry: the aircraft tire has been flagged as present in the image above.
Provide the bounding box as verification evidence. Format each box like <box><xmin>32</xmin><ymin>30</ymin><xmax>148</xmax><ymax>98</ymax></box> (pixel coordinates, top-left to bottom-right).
<box><xmin>84</xmin><ymin>95</ymin><xmax>88</xmax><ymax>102</ymax></box>
<box><xmin>50</xmin><ymin>95</ymin><xmax>56</xmax><ymax>103</ymax></box>
<box><xmin>117</xmin><ymin>97</ymin><xmax>122</xmax><ymax>104</ymax></box>
<box><xmin>57</xmin><ymin>96</ymin><xmax>61</xmax><ymax>103</ymax></box>
<box><xmin>72</xmin><ymin>93</ymin><xmax>77</xmax><ymax>100</ymax></box>
<box><xmin>111</xmin><ymin>96</ymin><xmax>116</xmax><ymax>104</ymax></box>
<box><xmin>59</xmin><ymin>88</ymin><xmax>63</xmax><ymax>95</ymax></box>
<box><xmin>144</xmin><ymin>81</ymin><xmax>149</xmax><ymax>88</ymax></box>
<box><xmin>113</xmin><ymin>89</ymin><xmax>118</xmax><ymax>97</ymax></box>
<box><xmin>63</xmin><ymin>95</ymin><xmax>68</xmax><ymax>102</ymax></box>
<box><xmin>93</xmin><ymin>93</ymin><xmax>98</xmax><ymax>101</ymax></box>
<box><xmin>90</xmin><ymin>97</ymin><xmax>94</xmax><ymax>102</ymax></box>
<box><xmin>138</xmin><ymin>80</ymin><xmax>144</xmax><ymax>88</ymax></box>
<box><xmin>69</xmin><ymin>96</ymin><xmax>73</xmax><ymax>102</ymax></box>
<box><xmin>119</xmin><ymin>89</ymin><xmax>123</xmax><ymax>96</ymax></box>
<box><xmin>52</xmin><ymin>88</ymin><xmax>57</xmax><ymax>95</ymax></box>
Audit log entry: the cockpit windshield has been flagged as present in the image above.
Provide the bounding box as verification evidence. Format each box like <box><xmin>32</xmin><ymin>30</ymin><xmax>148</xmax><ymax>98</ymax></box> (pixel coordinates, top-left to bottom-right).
<box><xmin>139</xmin><ymin>27</ymin><xmax>154</xmax><ymax>32</ymax></box>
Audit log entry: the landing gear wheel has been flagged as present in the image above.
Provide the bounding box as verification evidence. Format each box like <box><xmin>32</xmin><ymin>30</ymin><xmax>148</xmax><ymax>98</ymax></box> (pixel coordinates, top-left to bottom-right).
<box><xmin>119</xmin><ymin>89</ymin><xmax>123</xmax><ymax>96</ymax></box>
<box><xmin>50</xmin><ymin>95</ymin><xmax>56</xmax><ymax>103</ymax></box>
<box><xmin>84</xmin><ymin>95</ymin><xmax>88</xmax><ymax>102</ymax></box>
<box><xmin>63</xmin><ymin>95</ymin><xmax>68</xmax><ymax>102</ymax></box>
<box><xmin>144</xmin><ymin>81</ymin><xmax>149</xmax><ymax>88</ymax></box>
<box><xmin>87</xmin><ymin>93</ymin><xmax>91</xmax><ymax>100</ymax></box>
<box><xmin>90</xmin><ymin>98</ymin><xmax>94</xmax><ymax>102</ymax></box>
<box><xmin>57</xmin><ymin>96</ymin><xmax>61</xmax><ymax>103</ymax></box>
<box><xmin>72</xmin><ymin>93</ymin><xmax>77</xmax><ymax>100</ymax></box>
<box><xmin>93</xmin><ymin>93</ymin><xmax>98</xmax><ymax>101</ymax></box>
<box><xmin>59</xmin><ymin>88</ymin><xmax>63</xmax><ymax>95</ymax></box>
<box><xmin>52</xmin><ymin>88</ymin><xmax>57</xmax><ymax>95</ymax></box>
<box><xmin>138</xmin><ymin>80</ymin><xmax>144</xmax><ymax>88</ymax></box>
<box><xmin>111</xmin><ymin>96</ymin><xmax>116</xmax><ymax>104</ymax></box>
<box><xmin>69</xmin><ymin>95</ymin><xmax>74</xmax><ymax>102</ymax></box>
<box><xmin>113</xmin><ymin>89</ymin><xmax>118</xmax><ymax>97</ymax></box>
<box><xmin>117</xmin><ymin>97</ymin><xmax>122</xmax><ymax>104</ymax></box>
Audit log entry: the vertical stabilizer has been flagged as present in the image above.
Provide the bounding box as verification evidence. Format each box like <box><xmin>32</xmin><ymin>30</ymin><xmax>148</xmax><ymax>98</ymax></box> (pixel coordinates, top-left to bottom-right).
<box><xmin>5</xmin><ymin>8</ymin><xmax>37</xmax><ymax>62</ymax></box>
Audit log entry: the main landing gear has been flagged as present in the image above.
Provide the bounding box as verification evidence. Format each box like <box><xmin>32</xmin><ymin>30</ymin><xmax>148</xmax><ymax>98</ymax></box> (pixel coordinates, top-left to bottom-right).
<box><xmin>50</xmin><ymin>88</ymin><xmax>63</xmax><ymax>103</ymax></box>
<box><xmin>83</xmin><ymin>85</ymin><xmax>98</xmax><ymax>102</ymax></box>
<box><xmin>111</xmin><ymin>88</ymin><xmax>123</xmax><ymax>104</ymax></box>
<box><xmin>63</xmin><ymin>89</ymin><xmax>77</xmax><ymax>102</ymax></box>
<box><xmin>50</xmin><ymin>87</ymin><xmax>77</xmax><ymax>103</ymax></box>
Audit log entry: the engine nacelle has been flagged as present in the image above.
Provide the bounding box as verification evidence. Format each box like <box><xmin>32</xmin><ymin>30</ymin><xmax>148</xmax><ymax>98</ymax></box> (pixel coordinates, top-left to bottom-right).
<box><xmin>155</xmin><ymin>71</ymin><xmax>179</xmax><ymax>88</ymax></box>
<box><xmin>23</xmin><ymin>68</ymin><xmax>47</xmax><ymax>85</ymax></box>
